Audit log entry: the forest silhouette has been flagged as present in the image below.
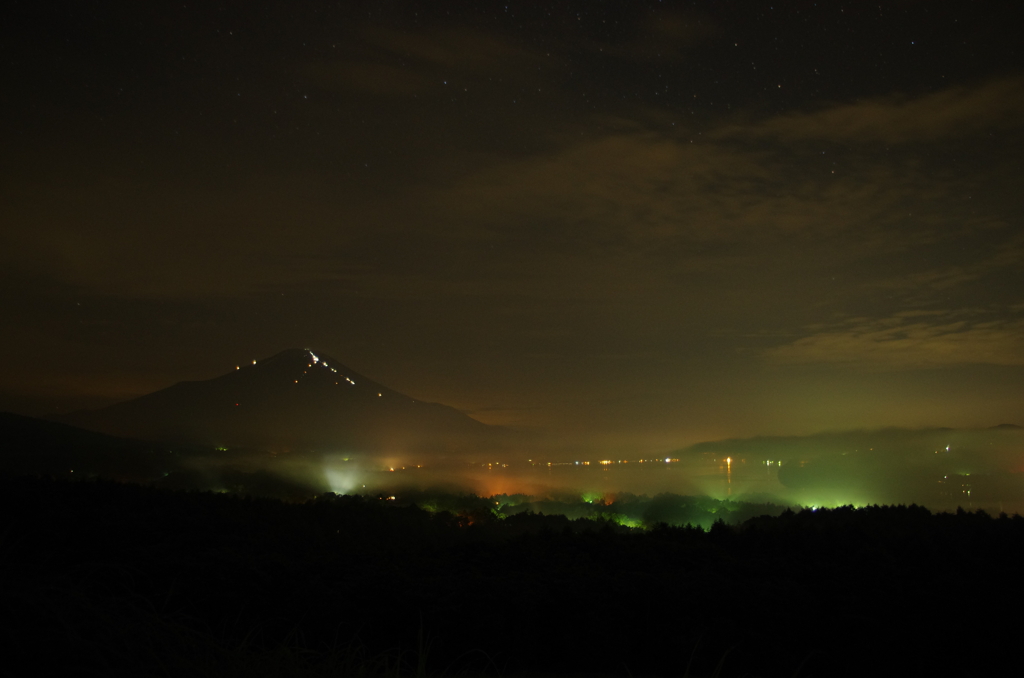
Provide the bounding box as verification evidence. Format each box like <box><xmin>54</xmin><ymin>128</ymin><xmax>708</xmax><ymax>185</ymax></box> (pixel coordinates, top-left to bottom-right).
<box><xmin>4</xmin><ymin>473</ymin><xmax>1022</xmax><ymax>678</ymax></box>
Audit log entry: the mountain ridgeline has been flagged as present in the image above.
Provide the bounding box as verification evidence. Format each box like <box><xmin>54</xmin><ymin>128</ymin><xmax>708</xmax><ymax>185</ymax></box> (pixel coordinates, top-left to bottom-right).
<box><xmin>59</xmin><ymin>349</ymin><xmax>497</xmax><ymax>455</ymax></box>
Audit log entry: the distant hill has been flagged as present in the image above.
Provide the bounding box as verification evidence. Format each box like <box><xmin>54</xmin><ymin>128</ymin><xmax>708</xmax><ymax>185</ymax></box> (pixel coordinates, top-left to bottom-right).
<box><xmin>57</xmin><ymin>348</ymin><xmax>498</xmax><ymax>456</ymax></box>
<box><xmin>675</xmin><ymin>425</ymin><xmax>1024</xmax><ymax>506</ymax></box>
<box><xmin>0</xmin><ymin>411</ymin><xmax>172</xmax><ymax>480</ymax></box>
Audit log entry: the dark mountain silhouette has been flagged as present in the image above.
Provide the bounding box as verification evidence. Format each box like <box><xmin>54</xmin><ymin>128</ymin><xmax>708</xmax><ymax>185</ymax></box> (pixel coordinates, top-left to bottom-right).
<box><xmin>58</xmin><ymin>349</ymin><xmax>497</xmax><ymax>455</ymax></box>
<box><xmin>0</xmin><ymin>410</ymin><xmax>174</xmax><ymax>480</ymax></box>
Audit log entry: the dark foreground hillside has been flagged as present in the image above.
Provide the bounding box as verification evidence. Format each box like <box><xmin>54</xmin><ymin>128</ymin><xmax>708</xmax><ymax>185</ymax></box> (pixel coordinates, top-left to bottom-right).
<box><xmin>3</xmin><ymin>476</ymin><xmax>1022</xmax><ymax>678</ymax></box>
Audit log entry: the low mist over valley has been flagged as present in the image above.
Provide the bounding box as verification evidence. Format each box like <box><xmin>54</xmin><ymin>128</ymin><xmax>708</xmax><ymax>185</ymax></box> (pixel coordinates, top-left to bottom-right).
<box><xmin>4</xmin><ymin>348</ymin><xmax>1022</xmax><ymax>515</ymax></box>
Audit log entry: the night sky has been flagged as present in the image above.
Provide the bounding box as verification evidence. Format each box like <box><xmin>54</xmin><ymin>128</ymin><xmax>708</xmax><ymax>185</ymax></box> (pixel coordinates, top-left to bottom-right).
<box><xmin>3</xmin><ymin>1</ymin><xmax>1022</xmax><ymax>454</ymax></box>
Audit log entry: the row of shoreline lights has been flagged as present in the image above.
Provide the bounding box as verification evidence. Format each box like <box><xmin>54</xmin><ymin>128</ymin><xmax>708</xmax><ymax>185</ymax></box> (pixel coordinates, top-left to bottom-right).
<box><xmin>531</xmin><ymin>458</ymin><xmax>682</xmax><ymax>467</ymax></box>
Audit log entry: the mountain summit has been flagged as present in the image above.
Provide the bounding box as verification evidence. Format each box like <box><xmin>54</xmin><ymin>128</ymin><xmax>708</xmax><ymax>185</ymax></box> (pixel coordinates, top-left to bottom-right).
<box><xmin>60</xmin><ymin>349</ymin><xmax>493</xmax><ymax>454</ymax></box>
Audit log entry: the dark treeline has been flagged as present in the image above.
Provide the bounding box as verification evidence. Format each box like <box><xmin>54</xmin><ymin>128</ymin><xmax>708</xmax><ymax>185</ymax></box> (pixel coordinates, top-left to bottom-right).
<box><xmin>393</xmin><ymin>488</ymin><xmax>793</xmax><ymax>530</ymax></box>
<box><xmin>4</xmin><ymin>475</ymin><xmax>1023</xmax><ymax>678</ymax></box>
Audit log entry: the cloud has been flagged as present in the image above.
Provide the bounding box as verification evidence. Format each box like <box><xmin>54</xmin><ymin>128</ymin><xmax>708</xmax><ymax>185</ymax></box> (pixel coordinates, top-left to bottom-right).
<box><xmin>429</xmin><ymin>127</ymin><xmax>962</xmax><ymax>259</ymax></box>
<box><xmin>862</xmin><ymin>228</ymin><xmax>1024</xmax><ymax>307</ymax></box>
<box><xmin>764</xmin><ymin>311</ymin><xmax>1024</xmax><ymax>368</ymax></box>
<box><xmin>408</xmin><ymin>75</ymin><xmax>1022</xmax><ymax>324</ymax></box>
<box><xmin>715</xmin><ymin>77</ymin><xmax>1024</xmax><ymax>144</ymax></box>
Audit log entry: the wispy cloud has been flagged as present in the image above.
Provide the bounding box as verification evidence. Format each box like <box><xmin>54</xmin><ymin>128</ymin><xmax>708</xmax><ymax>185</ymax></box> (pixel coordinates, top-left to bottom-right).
<box><xmin>764</xmin><ymin>311</ymin><xmax>1024</xmax><ymax>368</ymax></box>
<box><xmin>715</xmin><ymin>77</ymin><xmax>1024</xmax><ymax>144</ymax></box>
